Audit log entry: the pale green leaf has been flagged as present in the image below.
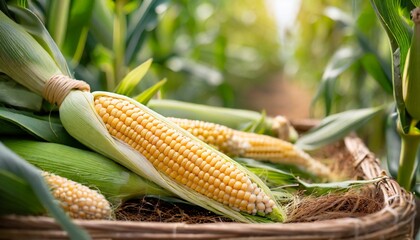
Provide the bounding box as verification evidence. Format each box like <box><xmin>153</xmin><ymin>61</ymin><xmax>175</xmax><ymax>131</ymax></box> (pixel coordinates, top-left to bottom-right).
<box><xmin>0</xmin><ymin>75</ymin><xmax>43</xmax><ymax>111</ymax></box>
<box><xmin>360</xmin><ymin>53</ymin><xmax>393</xmax><ymax>94</ymax></box>
<box><xmin>133</xmin><ymin>78</ymin><xmax>166</xmax><ymax>105</ymax></box>
<box><xmin>311</xmin><ymin>47</ymin><xmax>362</xmax><ymax>116</ymax></box>
<box><xmin>296</xmin><ymin>107</ymin><xmax>384</xmax><ymax>150</ymax></box>
<box><xmin>62</xmin><ymin>0</ymin><xmax>95</xmax><ymax>65</ymax></box>
<box><xmin>46</xmin><ymin>0</ymin><xmax>70</xmax><ymax>49</ymax></box>
<box><xmin>114</xmin><ymin>59</ymin><xmax>152</xmax><ymax>96</ymax></box>
<box><xmin>0</xmin><ymin>107</ymin><xmax>78</xmax><ymax>146</ymax></box>
<box><xmin>125</xmin><ymin>0</ymin><xmax>167</xmax><ymax>64</ymax></box>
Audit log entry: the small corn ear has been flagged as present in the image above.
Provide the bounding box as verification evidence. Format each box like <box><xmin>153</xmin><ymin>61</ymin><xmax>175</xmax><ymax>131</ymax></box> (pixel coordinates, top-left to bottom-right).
<box><xmin>42</xmin><ymin>172</ymin><xmax>112</xmax><ymax>220</ymax></box>
<box><xmin>3</xmin><ymin>139</ymin><xmax>171</xmax><ymax>204</ymax></box>
<box><xmin>168</xmin><ymin>118</ymin><xmax>331</xmax><ymax>179</ymax></box>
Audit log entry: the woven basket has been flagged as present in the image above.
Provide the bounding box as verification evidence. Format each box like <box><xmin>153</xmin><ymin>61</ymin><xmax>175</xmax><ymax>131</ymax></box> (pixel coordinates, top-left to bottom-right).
<box><xmin>0</xmin><ymin>122</ymin><xmax>416</xmax><ymax>240</ymax></box>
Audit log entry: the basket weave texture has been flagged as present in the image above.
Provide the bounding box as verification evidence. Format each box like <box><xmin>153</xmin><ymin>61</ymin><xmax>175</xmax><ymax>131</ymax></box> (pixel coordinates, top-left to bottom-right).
<box><xmin>0</xmin><ymin>132</ymin><xmax>416</xmax><ymax>239</ymax></box>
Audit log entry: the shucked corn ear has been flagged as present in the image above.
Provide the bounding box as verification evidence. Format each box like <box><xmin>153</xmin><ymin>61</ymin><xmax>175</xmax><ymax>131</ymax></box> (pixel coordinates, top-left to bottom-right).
<box><xmin>0</xmin><ymin>11</ymin><xmax>284</xmax><ymax>222</ymax></box>
<box><xmin>60</xmin><ymin>91</ymin><xmax>285</xmax><ymax>222</ymax></box>
<box><xmin>42</xmin><ymin>172</ymin><xmax>112</xmax><ymax>220</ymax></box>
<box><xmin>3</xmin><ymin>139</ymin><xmax>171</xmax><ymax>204</ymax></box>
<box><xmin>167</xmin><ymin>117</ymin><xmax>331</xmax><ymax>178</ymax></box>
<box><xmin>92</xmin><ymin>94</ymin><xmax>279</xmax><ymax>216</ymax></box>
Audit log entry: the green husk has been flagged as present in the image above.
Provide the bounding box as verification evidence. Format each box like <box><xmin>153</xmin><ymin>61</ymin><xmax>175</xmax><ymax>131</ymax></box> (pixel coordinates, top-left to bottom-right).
<box><xmin>3</xmin><ymin>139</ymin><xmax>171</xmax><ymax>204</ymax></box>
<box><xmin>0</xmin><ymin>10</ymin><xmax>61</xmax><ymax>95</ymax></box>
<box><xmin>148</xmin><ymin>99</ymin><xmax>299</xmax><ymax>142</ymax></box>
<box><xmin>402</xmin><ymin>8</ymin><xmax>420</xmax><ymax>120</ymax></box>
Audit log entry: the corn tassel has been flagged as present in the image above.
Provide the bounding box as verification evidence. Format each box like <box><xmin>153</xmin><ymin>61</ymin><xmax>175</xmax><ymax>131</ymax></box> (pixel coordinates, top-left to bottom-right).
<box><xmin>168</xmin><ymin>117</ymin><xmax>331</xmax><ymax>179</ymax></box>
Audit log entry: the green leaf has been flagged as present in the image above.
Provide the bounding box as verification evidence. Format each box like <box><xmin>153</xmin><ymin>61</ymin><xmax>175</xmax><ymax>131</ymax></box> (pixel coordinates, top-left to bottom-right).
<box><xmin>311</xmin><ymin>47</ymin><xmax>362</xmax><ymax>116</ymax></box>
<box><xmin>0</xmin><ymin>107</ymin><xmax>80</xmax><ymax>146</ymax></box>
<box><xmin>240</xmin><ymin>110</ymin><xmax>268</xmax><ymax>134</ymax></box>
<box><xmin>114</xmin><ymin>59</ymin><xmax>152</xmax><ymax>96</ymax></box>
<box><xmin>0</xmin><ymin>169</ymin><xmax>44</xmax><ymax>215</ymax></box>
<box><xmin>296</xmin><ymin>177</ymin><xmax>386</xmax><ymax>195</ymax></box>
<box><xmin>62</xmin><ymin>0</ymin><xmax>95</xmax><ymax>65</ymax></box>
<box><xmin>46</xmin><ymin>0</ymin><xmax>70</xmax><ymax>49</ymax></box>
<box><xmin>385</xmin><ymin>110</ymin><xmax>400</xmax><ymax>178</ymax></box>
<box><xmin>133</xmin><ymin>78</ymin><xmax>167</xmax><ymax>105</ymax></box>
<box><xmin>0</xmin><ymin>142</ymin><xmax>90</xmax><ymax>239</ymax></box>
<box><xmin>125</xmin><ymin>0</ymin><xmax>167</xmax><ymax>64</ymax></box>
<box><xmin>296</xmin><ymin>107</ymin><xmax>384</xmax><ymax>150</ymax></box>
<box><xmin>360</xmin><ymin>53</ymin><xmax>393</xmax><ymax>94</ymax></box>
<box><xmin>90</xmin><ymin>0</ymin><xmax>113</xmax><ymax>49</ymax></box>
<box><xmin>0</xmin><ymin>75</ymin><xmax>43</xmax><ymax>111</ymax></box>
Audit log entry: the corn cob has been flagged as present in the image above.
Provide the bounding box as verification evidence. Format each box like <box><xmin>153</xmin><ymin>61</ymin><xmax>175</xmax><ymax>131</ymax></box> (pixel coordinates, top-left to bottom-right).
<box><xmin>167</xmin><ymin>117</ymin><xmax>331</xmax><ymax>178</ymax></box>
<box><xmin>91</xmin><ymin>93</ymin><xmax>281</xmax><ymax>218</ymax></box>
<box><xmin>42</xmin><ymin>172</ymin><xmax>112</xmax><ymax>220</ymax></box>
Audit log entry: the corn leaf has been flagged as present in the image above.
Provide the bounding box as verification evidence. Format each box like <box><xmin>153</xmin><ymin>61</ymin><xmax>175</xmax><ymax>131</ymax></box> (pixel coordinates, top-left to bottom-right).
<box><xmin>385</xmin><ymin>110</ymin><xmax>400</xmax><ymax>178</ymax></box>
<box><xmin>90</xmin><ymin>0</ymin><xmax>113</xmax><ymax>49</ymax></box>
<box><xmin>125</xmin><ymin>0</ymin><xmax>167</xmax><ymax>64</ymax></box>
<box><xmin>114</xmin><ymin>59</ymin><xmax>152</xmax><ymax>96</ymax></box>
<box><xmin>370</xmin><ymin>0</ymin><xmax>413</xmax><ymax>133</ymax></box>
<box><xmin>360</xmin><ymin>53</ymin><xmax>393</xmax><ymax>94</ymax></box>
<box><xmin>295</xmin><ymin>177</ymin><xmax>386</xmax><ymax>195</ymax></box>
<box><xmin>61</xmin><ymin>0</ymin><xmax>94</xmax><ymax>65</ymax></box>
<box><xmin>0</xmin><ymin>107</ymin><xmax>79</xmax><ymax>146</ymax></box>
<box><xmin>0</xmin><ymin>142</ymin><xmax>90</xmax><ymax>240</ymax></box>
<box><xmin>311</xmin><ymin>47</ymin><xmax>362</xmax><ymax>116</ymax></box>
<box><xmin>239</xmin><ymin>110</ymin><xmax>268</xmax><ymax>134</ymax></box>
<box><xmin>296</xmin><ymin>107</ymin><xmax>384</xmax><ymax>150</ymax></box>
<box><xmin>134</xmin><ymin>78</ymin><xmax>167</xmax><ymax>105</ymax></box>
<box><xmin>0</xmin><ymin>119</ymin><xmax>27</xmax><ymax>135</ymax></box>
<box><xmin>0</xmin><ymin>75</ymin><xmax>43</xmax><ymax>111</ymax></box>
<box><xmin>0</xmin><ymin>169</ymin><xmax>44</xmax><ymax>215</ymax></box>
<box><xmin>46</xmin><ymin>0</ymin><xmax>70</xmax><ymax>49</ymax></box>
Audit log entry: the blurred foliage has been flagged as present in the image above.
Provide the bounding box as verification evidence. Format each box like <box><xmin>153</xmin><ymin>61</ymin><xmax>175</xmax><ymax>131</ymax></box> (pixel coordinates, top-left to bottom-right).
<box><xmin>149</xmin><ymin>0</ymin><xmax>282</xmax><ymax>107</ymax></box>
<box><xmin>28</xmin><ymin>0</ymin><xmax>282</xmax><ymax>108</ymax></box>
<box><xmin>290</xmin><ymin>0</ymin><xmax>393</xmax><ymax>117</ymax></box>
<box><xmin>286</xmin><ymin>0</ymin><xmax>397</xmax><ymax>156</ymax></box>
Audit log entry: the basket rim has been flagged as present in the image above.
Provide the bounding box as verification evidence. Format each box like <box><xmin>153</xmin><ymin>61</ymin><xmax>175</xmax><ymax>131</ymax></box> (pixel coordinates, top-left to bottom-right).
<box><xmin>0</xmin><ymin>133</ymin><xmax>416</xmax><ymax>239</ymax></box>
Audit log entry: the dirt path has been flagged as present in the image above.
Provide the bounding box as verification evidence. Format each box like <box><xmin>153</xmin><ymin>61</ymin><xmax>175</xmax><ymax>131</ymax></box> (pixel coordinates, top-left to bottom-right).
<box><xmin>244</xmin><ymin>74</ymin><xmax>313</xmax><ymax>120</ymax></box>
